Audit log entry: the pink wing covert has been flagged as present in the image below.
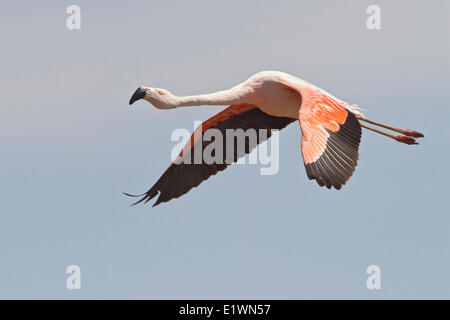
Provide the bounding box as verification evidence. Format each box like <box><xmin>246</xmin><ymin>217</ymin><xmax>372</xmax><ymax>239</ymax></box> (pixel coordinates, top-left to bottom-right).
<box><xmin>282</xmin><ymin>81</ymin><xmax>362</xmax><ymax>189</ymax></box>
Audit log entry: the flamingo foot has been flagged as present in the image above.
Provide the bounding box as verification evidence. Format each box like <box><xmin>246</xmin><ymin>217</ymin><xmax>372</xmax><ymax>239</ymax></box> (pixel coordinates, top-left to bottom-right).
<box><xmin>403</xmin><ymin>129</ymin><xmax>424</xmax><ymax>138</ymax></box>
<box><xmin>396</xmin><ymin>135</ymin><xmax>418</xmax><ymax>145</ymax></box>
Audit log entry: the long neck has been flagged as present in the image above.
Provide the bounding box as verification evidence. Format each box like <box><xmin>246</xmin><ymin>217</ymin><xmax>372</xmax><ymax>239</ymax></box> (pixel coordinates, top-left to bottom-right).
<box><xmin>174</xmin><ymin>85</ymin><xmax>248</xmax><ymax>107</ymax></box>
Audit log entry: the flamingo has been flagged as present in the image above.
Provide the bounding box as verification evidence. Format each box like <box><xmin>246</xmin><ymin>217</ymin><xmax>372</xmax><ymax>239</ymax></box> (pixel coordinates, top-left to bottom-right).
<box><xmin>126</xmin><ymin>71</ymin><xmax>423</xmax><ymax>206</ymax></box>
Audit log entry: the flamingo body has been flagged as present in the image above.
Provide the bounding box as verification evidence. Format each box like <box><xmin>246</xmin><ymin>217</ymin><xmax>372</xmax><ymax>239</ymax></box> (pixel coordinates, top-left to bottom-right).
<box><xmin>127</xmin><ymin>71</ymin><xmax>423</xmax><ymax>206</ymax></box>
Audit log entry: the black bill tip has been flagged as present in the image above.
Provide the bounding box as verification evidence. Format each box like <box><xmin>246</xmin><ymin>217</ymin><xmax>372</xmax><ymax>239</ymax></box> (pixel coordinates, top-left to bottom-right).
<box><xmin>129</xmin><ymin>87</ymin><xmax>147</xmax><ymax>105</ymax></box>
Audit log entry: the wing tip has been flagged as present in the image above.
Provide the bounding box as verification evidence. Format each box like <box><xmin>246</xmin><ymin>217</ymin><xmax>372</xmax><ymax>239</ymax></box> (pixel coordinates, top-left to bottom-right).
<box><xmin>124</xmin><ymin>189</ymin><xmax>159</xmax><ymax>207</ymax></box>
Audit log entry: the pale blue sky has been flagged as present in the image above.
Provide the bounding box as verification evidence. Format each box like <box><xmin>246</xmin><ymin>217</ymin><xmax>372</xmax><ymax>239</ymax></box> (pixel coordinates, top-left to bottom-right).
<box><xmin>0</xmin><ymin>1</ymin><xmax>449</xmax><ymax>299</ymax></box>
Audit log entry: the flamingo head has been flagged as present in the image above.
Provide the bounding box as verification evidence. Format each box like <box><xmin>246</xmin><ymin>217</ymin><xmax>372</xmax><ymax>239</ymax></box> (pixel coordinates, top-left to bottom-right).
<box><xmin>129</xmin><ymin>87</ymin><xmax>177</xmax><ymax>109</ymax></box>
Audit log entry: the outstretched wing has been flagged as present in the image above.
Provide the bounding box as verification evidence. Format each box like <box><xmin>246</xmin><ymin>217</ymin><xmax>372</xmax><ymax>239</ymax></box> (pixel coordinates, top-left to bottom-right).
<box><xmin>299</xmin><ymin>90</ymin><xmax>362</xmax><ymax>189</ymax></box>
<box><xmin>278</xmin><ymin>79</ymin><xmax>362</xmax><ymax>189</ymax></box>
<box><xmin>127</xmin><ymin>103</ymin><xmax>295</xmax><ymax>206</ymax></box>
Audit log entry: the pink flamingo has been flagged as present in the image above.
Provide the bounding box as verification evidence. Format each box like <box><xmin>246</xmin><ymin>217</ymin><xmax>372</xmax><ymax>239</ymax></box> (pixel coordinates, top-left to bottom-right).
<box><xmin>127</xmin><ymin>71</ymin><xmax>423</xmax><ymax>206</ymax></box>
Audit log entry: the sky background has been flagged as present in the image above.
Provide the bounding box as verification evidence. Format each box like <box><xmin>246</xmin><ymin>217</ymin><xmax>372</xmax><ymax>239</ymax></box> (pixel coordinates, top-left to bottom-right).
<box><xmin>0</xmin><ymin>1</ymin><xmax>449</xmax><ymax>299</ymax></box>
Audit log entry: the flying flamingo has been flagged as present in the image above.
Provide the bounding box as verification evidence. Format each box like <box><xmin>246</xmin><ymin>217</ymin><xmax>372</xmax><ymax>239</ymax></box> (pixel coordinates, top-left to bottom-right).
<box><xmin>126</xmin><ymin>71</ymin><xmax>423</xmax><ymax>206</ymax></box>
